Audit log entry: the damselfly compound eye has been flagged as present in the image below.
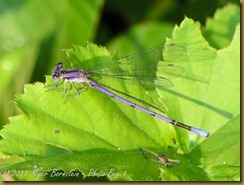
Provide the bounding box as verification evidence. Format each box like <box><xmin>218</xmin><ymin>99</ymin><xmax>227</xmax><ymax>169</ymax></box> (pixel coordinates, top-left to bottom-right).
<box><xmin>52</xmin><ymin>73</ymin><xmax>60</xmax><ymax>81</ymax></box>
<box><xmin>56</xmin><ymin>63</ymin><xmax>64</xmax><ymax>70</ymax></box>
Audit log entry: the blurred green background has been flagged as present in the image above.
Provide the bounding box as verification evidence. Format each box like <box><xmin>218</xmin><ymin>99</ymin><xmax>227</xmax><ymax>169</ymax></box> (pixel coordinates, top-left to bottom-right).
<box><xmin>0</xmin><ymin>0</ymin><xmax>240</xmax><ymax>127</ymax></box>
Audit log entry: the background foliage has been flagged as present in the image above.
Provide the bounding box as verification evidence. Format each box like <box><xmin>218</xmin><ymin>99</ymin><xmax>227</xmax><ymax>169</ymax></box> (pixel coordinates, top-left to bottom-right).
<box><xmin>0</xmin><ymin>0</ymin><xmax>240</xmax><ymax>181</ymax></box>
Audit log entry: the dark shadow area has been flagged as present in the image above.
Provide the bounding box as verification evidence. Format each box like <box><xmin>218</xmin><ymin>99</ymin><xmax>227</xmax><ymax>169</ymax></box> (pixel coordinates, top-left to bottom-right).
<box><xmin>0</xmin><ymin>0</ymin><xmax>26</xmax><ymax>15</ymax></box>
<box><xmin>30</xmin><ymin>31</ymin><xmax>56</xmax><ymax>83</ymax></box>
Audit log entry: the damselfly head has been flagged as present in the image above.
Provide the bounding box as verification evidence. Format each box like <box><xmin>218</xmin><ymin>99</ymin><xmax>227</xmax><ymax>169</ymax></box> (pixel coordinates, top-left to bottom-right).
<box><xmin>52</xmin><ymin>62</ymin><xmax>64</xmax><ymax>81</ymax></box>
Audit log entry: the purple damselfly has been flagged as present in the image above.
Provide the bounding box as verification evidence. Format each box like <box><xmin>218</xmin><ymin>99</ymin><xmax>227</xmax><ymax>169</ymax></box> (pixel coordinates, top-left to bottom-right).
<box><xmin>51</xmin><ymin>60</ymin><xmax>210</xmax><ymax>137</ymax></box>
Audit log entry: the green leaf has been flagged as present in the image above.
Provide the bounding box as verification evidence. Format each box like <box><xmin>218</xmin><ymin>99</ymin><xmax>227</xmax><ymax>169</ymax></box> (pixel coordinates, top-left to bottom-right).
<box><xmin>0</xmin><ymin>13</ymin><xmax>240</xmax><ymax>182</ymax></box>
<box><xmin>157</xmin><ymin>17</ymin><xmax>240</xmax><ymax>181</ymax></box>
<box><xmin>157</xmin><ymin>18</ymin><xmax>240</xmax><ymax>140</ymax></box>
<box><xmin>187</xmin><ymin>115</ymin><xmax>240</xmax><ymax>167</ymax></box>
<box><xmin>157</xmin><ymin>17</ymin><xmax>217</xmax><ymax>145</ymax></box>
<box><xmin>203</xmin><ymin>3</ymin><xmax>240</xmax><ymax>49</ymax></box>
<box><xmin>209</xmin><ymin>164</ymin><xmax>240</xmax><ymax>181</ymax></box>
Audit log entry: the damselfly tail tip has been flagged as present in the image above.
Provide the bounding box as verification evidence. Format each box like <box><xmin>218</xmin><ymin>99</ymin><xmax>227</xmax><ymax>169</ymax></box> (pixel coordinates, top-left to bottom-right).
<box><xmin>191</xmin><ymin>127</ymin><xmax>210</xmax><ymax>137</ymax></box>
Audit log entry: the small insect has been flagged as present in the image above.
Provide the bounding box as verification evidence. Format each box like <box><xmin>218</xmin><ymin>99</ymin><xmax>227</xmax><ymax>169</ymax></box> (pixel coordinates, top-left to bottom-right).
<box><xmin>140</xmin><ymin>147</ymin><xmax>180</xmax><ymax>167</ymax></box>
<box><xmin>53</xmin><ymin>130</ymin><xmax>60</xmax><ymax>134</ymax></box>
